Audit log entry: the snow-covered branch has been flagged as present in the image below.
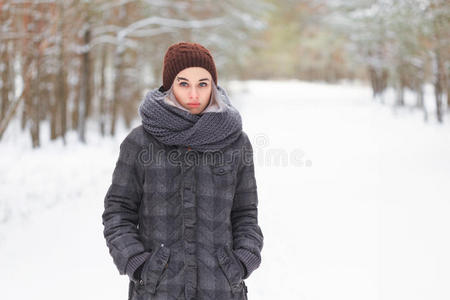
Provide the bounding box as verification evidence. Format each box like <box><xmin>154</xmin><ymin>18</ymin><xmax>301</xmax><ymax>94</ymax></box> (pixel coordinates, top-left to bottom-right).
<box><xmin>117</xmin><ymin>16</ymin><xmax>227</xmax><ymax>40</ymax></box>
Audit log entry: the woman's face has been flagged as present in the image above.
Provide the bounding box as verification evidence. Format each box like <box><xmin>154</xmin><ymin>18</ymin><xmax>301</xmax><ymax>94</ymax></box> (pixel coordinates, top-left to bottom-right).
<box><xmin>171</xmin><ymin>67</ymin><xmax>213</xmax><ymax>114</ymax></box>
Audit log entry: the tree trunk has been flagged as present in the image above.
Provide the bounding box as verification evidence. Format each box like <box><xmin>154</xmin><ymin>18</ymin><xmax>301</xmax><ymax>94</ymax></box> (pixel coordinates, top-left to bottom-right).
<box><xmin>447</xmin><ymin>77</ymin><xmax>450</xmax><ymax>109</ymax></box>
<box><xmin>30</xmin><ymin>59</ymin><xmax>41</xmax><ymax>148</ymax></box>
<box><xmin>78</xmin><ymin>26</ymin><xmax>91</xmax><ymax>143</ymax></box>
<box><xmin>434</xmin><ymin>50</ymin><xmax>443</xmax><ymax>123</ymax></box>
<box><xmin>0</xmin><ymin>2</ymin><xmax>10</xmax><ymax>122</ymax></box>
<box><xmin>1</xmin><ymin>42</ymin><xmax>11</xmax><ymax>122</ymax></box>
<box><xmin>368</xmin><ymin>66</ymin><xmax>388</xmax><ymax>102</ymax></box>
<box><xmin>56</xmin><ymin>0</ymin><xmax>67</xmax><ymax>144</ymax></box>
<box><xmin>110</xmin><ymin>47</ymin><xmax>124</xmax><ymax>136</ymax></box>
<box><xmin>368</xmin><ymin>66</ymin><xmax>377</xmax><ymax>98</ymax></box>
<box><xmin>396</xmin><ymin>82</ymin><xmax>405</xmax><ymax>107</ymax></box>
<box><xmin>416</xmin><ymin>85</ymin><xmax>424</xmax><ymax>109</ymax></box>
<box><xmin>50</xmin><ymin>78</ymin><xmax>58</xmax><ymax>140</ymax></box>
<box><xmin>110</xmin><ymin>5</ymin><xmax>128</xmax><ymax>137</ymax></box>
<box><xmin>84</xmin><ymin>30</ymin><xmax>92</xmax><ymax>119</ymax></box>
<box><xmin>99</xmin><ymin>44</ymin><xmax>108</xmax><ymax>137</ymax></box>
<box><xmin>0</xmin><ymin>90</ymin><xmax>26</xmax><ymax>141</ymax></box>
<box><xmin>21</xmin><ymin>56</ymin><xmax>32</xmax><ymax>132</ymax></box>
<box><xmin>71</xmin><ymin>63</ymin><xmax>80</xmax><ymax>131</ymax></box>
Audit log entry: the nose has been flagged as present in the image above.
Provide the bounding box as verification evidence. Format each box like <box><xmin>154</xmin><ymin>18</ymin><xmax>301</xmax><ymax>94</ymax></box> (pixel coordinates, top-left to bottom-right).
<box><xmin>189</xmin><ymin>87</ymin><xmax>199</xmax><ymax>100</ymax></box>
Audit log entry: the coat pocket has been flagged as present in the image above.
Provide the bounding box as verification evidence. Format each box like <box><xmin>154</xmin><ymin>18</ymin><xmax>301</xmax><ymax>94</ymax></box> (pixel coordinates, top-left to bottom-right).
<box><xmin>141</xmin><ymin>243</ymin><xmax>171</xmax><ymax>295</ymax></box>
<box><xmin>216</xmin><ymin>245</ymin><xmax>245</xmax><ymax>294</ymax></box>
<box><xmin>211</xmin><ymin>163</ymin><xmax>235</xmax><ymax>187</ymax></box>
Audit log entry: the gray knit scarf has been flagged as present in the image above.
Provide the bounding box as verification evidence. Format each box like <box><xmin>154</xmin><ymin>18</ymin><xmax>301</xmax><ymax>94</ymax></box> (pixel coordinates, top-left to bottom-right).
<box><xmin>138</xmin><ymin>83</ymin><xmax>242</xmax><ymax>152</ymax></box>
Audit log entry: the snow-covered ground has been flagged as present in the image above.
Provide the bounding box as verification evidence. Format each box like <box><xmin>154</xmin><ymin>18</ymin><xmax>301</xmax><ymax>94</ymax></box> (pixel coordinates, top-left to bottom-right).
<box><xmin>1</xmin><ymin>80</ymin><xmax>449</xmax><ymax>300</ymax></box>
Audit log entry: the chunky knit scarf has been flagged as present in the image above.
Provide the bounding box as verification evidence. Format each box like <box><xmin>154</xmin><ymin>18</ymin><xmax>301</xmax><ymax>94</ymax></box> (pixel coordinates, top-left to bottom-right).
<box><xmin>138</xmin><ymin>83</ymin><xmax>242</xmax><ymax>152</ymax></box>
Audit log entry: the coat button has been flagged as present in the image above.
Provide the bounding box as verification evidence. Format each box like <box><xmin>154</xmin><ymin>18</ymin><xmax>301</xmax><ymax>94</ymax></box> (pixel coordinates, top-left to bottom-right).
<box><xmin>139</xmin><ymin>279</ymin><xmax>144</xmax><ymax>286</ymax></box>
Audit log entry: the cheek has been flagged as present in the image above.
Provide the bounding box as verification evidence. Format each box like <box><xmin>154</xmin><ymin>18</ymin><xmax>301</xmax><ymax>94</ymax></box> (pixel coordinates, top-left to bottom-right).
<box><xmin>201</xmin><ymin>89</ymin><xmax>212</xmax><ymax>103</ymax></box>
<box><xmin>173</xmin><ymin>88</ymin><xmax>185</xmax><ymax>103</ymax></box>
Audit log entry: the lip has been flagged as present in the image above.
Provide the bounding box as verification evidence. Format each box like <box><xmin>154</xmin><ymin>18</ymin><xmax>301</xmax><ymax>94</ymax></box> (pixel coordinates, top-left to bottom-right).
<box><xmin>187</xmin><ymin>102</ymin><xmax>201</xmax><ymax>107</ymax></box>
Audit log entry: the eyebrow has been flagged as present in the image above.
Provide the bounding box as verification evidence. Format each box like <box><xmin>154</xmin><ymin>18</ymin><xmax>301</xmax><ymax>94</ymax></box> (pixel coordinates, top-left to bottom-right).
<box><xmin>176</xmin><ymin>77</ymin><xmax>210</xmax><ymax>82</ymax></box>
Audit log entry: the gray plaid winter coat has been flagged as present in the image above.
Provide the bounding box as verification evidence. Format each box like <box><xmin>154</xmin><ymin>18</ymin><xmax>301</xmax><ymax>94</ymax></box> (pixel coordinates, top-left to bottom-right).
<box><xmin>102</xmin><ymin>125</ymin><xmax>263</xmax><ymax>300</ymax></box>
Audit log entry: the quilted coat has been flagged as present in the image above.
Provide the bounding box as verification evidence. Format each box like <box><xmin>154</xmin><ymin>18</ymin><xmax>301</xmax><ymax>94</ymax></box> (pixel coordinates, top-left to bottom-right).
<box><xmin>102</xmin><ymin>124</ymin><xmax>264</xmax><ymax>300</ymax></box>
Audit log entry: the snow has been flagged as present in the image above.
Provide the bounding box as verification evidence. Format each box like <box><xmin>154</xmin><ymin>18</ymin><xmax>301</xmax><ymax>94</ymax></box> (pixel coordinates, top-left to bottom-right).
<box><xmin>1</xmin><ymin>80</ymin><xmax>449</xmax><ymax>300</ymax></box>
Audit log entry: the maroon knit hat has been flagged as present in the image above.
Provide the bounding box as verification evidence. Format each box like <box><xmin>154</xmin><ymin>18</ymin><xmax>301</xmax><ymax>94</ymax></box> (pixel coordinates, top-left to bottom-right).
<box><xmin>161</xmin><ymin>42</ymin><xmax>218</xmax><ymax>92</ymax></box>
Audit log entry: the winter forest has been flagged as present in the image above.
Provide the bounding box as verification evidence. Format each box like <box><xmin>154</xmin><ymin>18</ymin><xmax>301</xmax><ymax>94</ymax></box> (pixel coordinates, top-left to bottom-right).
<box><xmin>0</xmin><ymin>0</ymin><xmax>448</xmax><ymax>147</ymax></box>
<box><xmin>1</xmin><ymin>1</ymin><xmax>450</xmax><ymax>300</ymax></box>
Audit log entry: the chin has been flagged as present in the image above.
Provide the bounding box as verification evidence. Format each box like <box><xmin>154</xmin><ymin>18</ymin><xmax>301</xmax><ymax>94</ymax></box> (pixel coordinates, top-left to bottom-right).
<box><xmin>190</xmin><ymin>108</ymin><xmax>205</xmax><ymax>115</ymax></box>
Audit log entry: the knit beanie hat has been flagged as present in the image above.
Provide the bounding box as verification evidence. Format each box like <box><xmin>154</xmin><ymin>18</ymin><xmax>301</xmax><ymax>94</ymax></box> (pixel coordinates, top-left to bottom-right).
<box><xmin>161</xmin><ymin>42</ymin><xmax>218</xmax><ymax>92</ymax></box>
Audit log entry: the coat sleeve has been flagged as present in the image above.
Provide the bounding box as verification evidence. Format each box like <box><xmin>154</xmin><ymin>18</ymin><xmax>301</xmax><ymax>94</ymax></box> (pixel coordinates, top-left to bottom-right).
<box><xmin>231</xmin><ymin>133</ymin><xmax>264</xmax><ymax>279</ymax></box>
<box><xmin>102</xmin><ymin>133</ymin><xmax>151</xmax><ymax>282</ymax></box>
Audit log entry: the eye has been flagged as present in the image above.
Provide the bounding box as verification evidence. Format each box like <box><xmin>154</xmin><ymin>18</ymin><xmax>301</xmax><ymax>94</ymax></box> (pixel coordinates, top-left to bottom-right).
<box><xmin>199</xmin><ymin>82</ymin><xmax>208</xmax><ymax>87</ymax></box>
<box><xmin>179</xmin><ymin>82</ymin><xmax>188</xmax><ymax>87</ymax></box>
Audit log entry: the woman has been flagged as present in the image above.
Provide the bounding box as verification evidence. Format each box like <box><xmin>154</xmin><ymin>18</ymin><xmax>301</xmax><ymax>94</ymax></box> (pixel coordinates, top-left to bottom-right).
<box><xmin>102</xmin><ymin>42</ymin><xmax>264</xmax><ymax>300</ymax></box>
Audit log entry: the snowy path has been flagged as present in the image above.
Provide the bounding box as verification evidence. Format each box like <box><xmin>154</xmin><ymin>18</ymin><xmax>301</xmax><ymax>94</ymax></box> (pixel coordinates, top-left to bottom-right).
<box><xmin>1</xmin><ymin>80</ymin><xmax>449</xmax><ymax>300</ymax></box>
